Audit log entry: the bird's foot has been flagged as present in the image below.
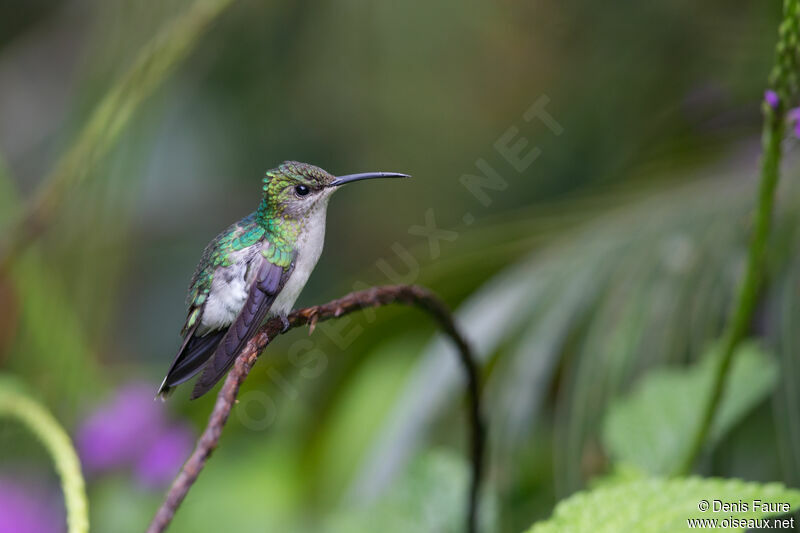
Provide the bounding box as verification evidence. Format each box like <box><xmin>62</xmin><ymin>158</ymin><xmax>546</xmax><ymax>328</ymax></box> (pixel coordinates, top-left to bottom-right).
<box><xmin>280</xmin><ymin>314</ymin><xmax>290</xmax><ymax>333</ymax></box>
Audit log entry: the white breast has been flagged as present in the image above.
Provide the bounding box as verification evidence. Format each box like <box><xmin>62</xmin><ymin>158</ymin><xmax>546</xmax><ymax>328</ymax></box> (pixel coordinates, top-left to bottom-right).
<box><xmin>270</xmin><ymin>204</ymin><xmax>327</xmax><ymax>316</ymax></box>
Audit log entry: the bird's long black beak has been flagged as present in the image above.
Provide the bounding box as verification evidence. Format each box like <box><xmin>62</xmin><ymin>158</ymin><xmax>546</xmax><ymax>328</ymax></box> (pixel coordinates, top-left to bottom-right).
<box><xmin>329</xmin><ymin>171</ymin><xmax>411</xmax><ymax>187</ymax></box>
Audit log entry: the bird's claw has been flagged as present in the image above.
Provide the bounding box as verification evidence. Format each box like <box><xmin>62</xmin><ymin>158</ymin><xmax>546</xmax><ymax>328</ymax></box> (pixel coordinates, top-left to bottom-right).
<box><xmin>280</xmin><ymin>314</ymin><xmax>290</xmax><ymax>333</ymax></box>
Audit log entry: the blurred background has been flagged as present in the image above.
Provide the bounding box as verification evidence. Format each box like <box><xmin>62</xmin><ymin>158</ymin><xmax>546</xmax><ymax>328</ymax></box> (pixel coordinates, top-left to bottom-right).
<box><xmin>0</xmin><ymin>0</ymin><xmax>797</xmax><ymax>532</ymax></box>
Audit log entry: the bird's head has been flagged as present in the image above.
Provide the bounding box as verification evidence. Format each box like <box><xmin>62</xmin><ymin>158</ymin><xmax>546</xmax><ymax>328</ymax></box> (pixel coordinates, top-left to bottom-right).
<box><xmin>260</xmin><ymin>161</ymin><xmax>409</xmax><ymax>221</ymax></box>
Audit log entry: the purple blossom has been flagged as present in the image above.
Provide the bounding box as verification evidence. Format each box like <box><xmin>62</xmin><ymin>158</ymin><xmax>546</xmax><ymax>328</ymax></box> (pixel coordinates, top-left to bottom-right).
<box><xmin>765</xmin><ymin>89</ymin><xmax>780</xmax><ymax>109</ymax></box>
<box><xmin>0</xmin><ymin>479</ymin><xmax>62</xmax><ymax>533</ymax></box>
<box><xmin>76</xmin><ymin>383</ymin><xmax>166</xmax><ymax>473</ymax></box>
<box><xmin>75</xmin><ymin>382</ymin><xmax>195</xmax><ymax>489</ymax></box>
<box><xmin>788</xmin><ymin>107</ymin><xmax>800</xmax><ymax>139</ymax></box>
<box><xmin>134</xmin><ymin>425</ymin><xmax>194</xmax><ymax>489</ymax></box>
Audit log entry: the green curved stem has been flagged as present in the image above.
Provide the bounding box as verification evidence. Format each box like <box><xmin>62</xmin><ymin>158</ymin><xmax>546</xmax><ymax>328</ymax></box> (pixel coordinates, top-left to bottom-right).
<box><xmin>0</xmin><ymin>386</ymin><xmax>89</xmax><ymax>533</ymax></box>
<box><xmin>677</xmin><ymin>0</ymin><xmax>800</xmax><ymax>474</ymax></box>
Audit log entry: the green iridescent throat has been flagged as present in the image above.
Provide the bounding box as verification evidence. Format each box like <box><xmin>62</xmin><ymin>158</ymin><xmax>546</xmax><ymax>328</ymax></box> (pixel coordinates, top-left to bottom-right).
<box><xmin>255</xmin><ymin>172</ymin><xmax>302</xmax><ymax>268</ymax></box>
<box><xmin>255</xmin><ymin>201</ymin><xmax>298</xmax><ymax>268</ymax></box>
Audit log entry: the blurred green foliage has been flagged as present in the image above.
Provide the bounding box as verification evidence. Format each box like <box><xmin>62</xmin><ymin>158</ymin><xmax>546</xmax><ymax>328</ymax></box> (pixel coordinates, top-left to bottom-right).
<box><xmin>0</xmin><ymin>0</ymin><xmax>798</xmax><ymax>532</ymax></box>
<box><xmin>602</xmin><ymin>342</ymin><xmax>777</xmax><ymax>476</ymax></box>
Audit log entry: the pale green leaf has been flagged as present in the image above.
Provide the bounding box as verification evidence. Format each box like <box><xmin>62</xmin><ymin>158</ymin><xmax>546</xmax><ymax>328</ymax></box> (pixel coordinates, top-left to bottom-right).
<box><xmin>602</xmin><ymin>342</ymin><xmax>778</xmax><ymax>475</ymax></box>
<box><xmin>527</xmin><ymin>477</ymin><xmax>800</xmax><ymax>533</ymax></box>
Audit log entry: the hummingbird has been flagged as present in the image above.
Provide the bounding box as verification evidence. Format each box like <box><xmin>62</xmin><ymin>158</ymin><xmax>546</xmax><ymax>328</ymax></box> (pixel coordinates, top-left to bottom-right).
<box><xmin>157</xmin><ymin>161</ymin><xmax>410</xmax><ymax>400</ymax></box>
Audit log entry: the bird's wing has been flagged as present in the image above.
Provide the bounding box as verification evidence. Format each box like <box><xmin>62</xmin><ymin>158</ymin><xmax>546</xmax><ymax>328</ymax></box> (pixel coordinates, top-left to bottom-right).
<box><xmin>191</xmin><ymin>251</ymin><xmax>295</xmax><ymax>398</ymax></box>
<box><xmin>185</xmin><ymin>213</ymin><xmax>265</xmax><ymax>321</ymax></box>
<box><xmin>157</xmin><ymin>214</ymin><xmax>270</xmax><ymax>399</ymax></box>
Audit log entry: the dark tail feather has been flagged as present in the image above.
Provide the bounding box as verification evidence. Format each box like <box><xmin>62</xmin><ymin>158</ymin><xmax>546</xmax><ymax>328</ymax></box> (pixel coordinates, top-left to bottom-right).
<box><xmin>190</xmin><ymin>316</ymin><xmax>262</xmax><ymax>399</ymax></box>
<box><xmin>158</xmin><ymin>329</ymin><xmax>226</xmax><ymax>399</ymax></box>
<box><xmin>190</xmin><ymin>331</ymin><xmax>242</xmax><ymax>399</ymax></box>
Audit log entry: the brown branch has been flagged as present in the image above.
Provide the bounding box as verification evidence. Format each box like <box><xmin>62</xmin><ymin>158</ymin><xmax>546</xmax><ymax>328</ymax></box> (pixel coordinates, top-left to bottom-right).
<box><xmin>147</xmin><ymin>284</ymin><xmax>485</xmax><ymax>533</ymax></box>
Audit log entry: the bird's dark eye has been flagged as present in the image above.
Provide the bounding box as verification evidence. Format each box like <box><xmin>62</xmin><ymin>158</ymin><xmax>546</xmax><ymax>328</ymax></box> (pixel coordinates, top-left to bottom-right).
<box><xmin>294</xmin><ymin>184</ymin><xmax>310</xmax><ymax>197</ymax></box>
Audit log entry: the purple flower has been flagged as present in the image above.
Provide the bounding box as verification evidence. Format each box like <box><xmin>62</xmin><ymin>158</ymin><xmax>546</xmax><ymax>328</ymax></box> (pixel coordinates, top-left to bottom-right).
<box><xmin>765</xmin><ymin>89</ymin><xmax>780</xmax><ymax>109</ymax></box>
<box><xmin>75</xmin><ymin>382</ymin><xmax>195</xmax><ymax>489</ymax></box>
<box><xmin>0</xmin><ymin>478</ymin><xmax>62</xmax><ymax>533</ymax></box>
<box><xmin>134</xmin><ymin>425</ymin><xmax>194</xmax><ymax>489</ymax></box>
<box><xmin>788</xmin><ymin>107</ymin><xmax>800</xmax><ymax>139</ymax></box>
<box><xmin>76</xmin><ymin>383</ymin><xmax>166</xmax><ymax>473</ymax></box>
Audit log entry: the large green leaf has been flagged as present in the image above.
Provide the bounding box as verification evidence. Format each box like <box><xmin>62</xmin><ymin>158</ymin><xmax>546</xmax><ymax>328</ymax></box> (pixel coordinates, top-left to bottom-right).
<box><xmin>602</xmin><ymin>342</ymin><xmax>778</xmax><ymax>475</ymax></box>
<box><xmin>526</xmin><ymin>477</ymin><xmax>800</xmax><ymax>533</ymax></box>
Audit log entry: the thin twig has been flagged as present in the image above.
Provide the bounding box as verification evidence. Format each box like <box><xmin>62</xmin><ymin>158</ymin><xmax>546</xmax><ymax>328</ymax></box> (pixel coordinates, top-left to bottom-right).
<box><xmin>147</xmin><ymin>284</ymin><xmax>485</xmax><ymax>533</ymax></box>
